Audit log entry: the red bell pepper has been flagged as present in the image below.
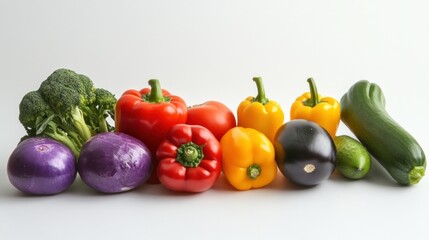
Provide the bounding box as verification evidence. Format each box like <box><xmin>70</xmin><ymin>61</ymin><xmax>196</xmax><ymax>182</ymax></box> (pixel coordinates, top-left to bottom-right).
<box><xmin>156</xmin><ymin>124</ymin><xmax>222</xmax><ymax>192</ymax></box>
<box><xmin>186</xmin><ymin>101</ymin><xmax>236</xmax><ymax>141</ymax></box>
<box><xmin>115</xmin><ymin>79</ymin><xmax>187</xmax><ymax>183</ymax></box>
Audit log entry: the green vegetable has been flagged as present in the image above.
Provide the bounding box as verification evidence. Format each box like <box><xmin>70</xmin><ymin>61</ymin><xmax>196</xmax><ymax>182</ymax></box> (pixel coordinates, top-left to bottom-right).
<box><xmin>334</xmin><ymin>135</ymin><xmax>371</xmax><ymax>180</ymax></box>
<box><xmin>87</xmin><ymin>88</ymin><xmax>117</xmax><ymax>133</ymax></box>
<box><xmin>340</xmin><ymin>80</ymin><xmax>426</xmax><ymax>185</ymax></box>
<box><xmin>19</xmin><ymin>68</ymin><xmax>116</xmax><ymax>157</ymax></box>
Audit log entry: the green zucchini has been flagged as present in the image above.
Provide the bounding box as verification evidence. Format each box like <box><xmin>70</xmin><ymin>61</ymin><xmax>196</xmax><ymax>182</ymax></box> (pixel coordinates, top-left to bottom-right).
<box><xmin>340</xmin><ymin>80</ymin><xmax>426</xmax><ymax>185</ymax></box>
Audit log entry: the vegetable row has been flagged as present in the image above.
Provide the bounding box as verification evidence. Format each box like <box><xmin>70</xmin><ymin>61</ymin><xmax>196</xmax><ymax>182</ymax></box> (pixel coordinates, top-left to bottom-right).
<box><xmin>7</xmin><ymin>69</ymin><xmax>426</xmax><ymax>195</ymax></box>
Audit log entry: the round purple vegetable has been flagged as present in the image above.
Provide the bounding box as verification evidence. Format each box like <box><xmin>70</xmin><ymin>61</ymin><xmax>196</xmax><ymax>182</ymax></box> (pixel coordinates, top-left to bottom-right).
<box><xmin>77</xmin><ymin>132</ymin><xmax>152</xmax><ymax>193</ymax></box>
<box><xmin>274</xmin><ymin>119</ymin><xmax>336</xmax><ymax>186</ymax></box>
<box><xmin>7</xmin><ymin>137</ymin><xmax>77</xmax><ymax>195</ymax></box>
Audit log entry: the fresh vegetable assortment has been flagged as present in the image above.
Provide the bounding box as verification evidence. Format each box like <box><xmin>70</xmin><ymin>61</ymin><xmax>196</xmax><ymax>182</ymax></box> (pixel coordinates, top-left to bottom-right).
<box><xmin>7</xmin><ymin>69</ymin><xmax>427</xmax><ymax>195</ymax></box>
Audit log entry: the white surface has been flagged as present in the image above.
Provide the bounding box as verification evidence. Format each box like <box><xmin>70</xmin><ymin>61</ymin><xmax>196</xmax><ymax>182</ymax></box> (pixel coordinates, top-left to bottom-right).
<box><xmin>1</xmin><ymin>1</ymin><xmax>428</xmax><ymax>240</ymax></box>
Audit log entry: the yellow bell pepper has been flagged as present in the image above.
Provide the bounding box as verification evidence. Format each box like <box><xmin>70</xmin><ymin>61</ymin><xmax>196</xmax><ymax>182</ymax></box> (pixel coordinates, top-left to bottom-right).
<box><xmin>237</xmin><ymin>77</ymin><xmax>284</xmax><ymax>142</ymax></box>
<box><xmin>290</xmin><ymin>78</ymin><xmax>340</xmax><ymax>138</ymax></box>
<box><xmin>220</xmin><ymin>127</ymin><xmax>277</xmax><ymax>190</ymax></box>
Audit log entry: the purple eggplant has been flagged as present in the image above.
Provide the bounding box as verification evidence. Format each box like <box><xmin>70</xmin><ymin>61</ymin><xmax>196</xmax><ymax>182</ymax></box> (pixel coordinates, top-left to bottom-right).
<box><xmin>77</xmin><ymin>132</ymin><xmax>152</xmax><ymax>193</ymax></box>
<box><xmin>274</xmin><ymin>119</ymin><xmax>336</xmax><ymax>186</ymax></box>
<box><xmin>7</xmin><ymin>137</ymin><xmax>77</xmax><ymax>195</ymax></box>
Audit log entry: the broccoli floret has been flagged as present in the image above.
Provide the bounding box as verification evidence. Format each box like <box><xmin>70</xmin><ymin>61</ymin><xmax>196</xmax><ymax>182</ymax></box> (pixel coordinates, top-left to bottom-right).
<box><xmin>87</xmin><ymin>88</ymin><xmax>117</xmax><ymax>133</ymax></box>
<box><xmin>38</xmin><ymin>69</ymin><xmax>94</xmax><ymax>141</ymax></box>
<box><xmin>19</xmin><ymin>91</ymin><xmax>81</xmax><ymax>157</ymax></box>
<box><xmin>40</xmin><ymin>69</ymin><xmax>96</xmax><ymax>107</ymax></box>
<box><xmin>18</xmin><ymin>68</ymin><xmax>117</xmax><ymax>158</ymax></box>
<box><xmin>19</xmin><ymin>91</ymin><xmax>53</xmax><ymax>135</ymax></box>
<box><xmin>77</xmin><ymin>73</ymin><xmax>96</xmax><ymax>105</ymax></box>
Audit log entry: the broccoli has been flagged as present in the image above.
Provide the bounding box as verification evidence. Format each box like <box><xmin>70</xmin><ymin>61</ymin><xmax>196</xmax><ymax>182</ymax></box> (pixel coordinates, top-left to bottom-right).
<box><xmin>86</xmin><ymin>88</ymin><xmax>117</xmax><ymax>133</ymax></box>
<box><xmin>19</xmin><ymin>68</ymin><xmax>117</xmax><ymax>157</ymax></box>
<box><xmin>19</xmin><ymin>91</ymin><xmax>53</xmax><ymax>136</ymax></box>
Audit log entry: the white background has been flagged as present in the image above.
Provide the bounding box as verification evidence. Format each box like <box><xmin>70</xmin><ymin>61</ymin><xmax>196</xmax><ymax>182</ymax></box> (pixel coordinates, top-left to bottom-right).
<box><xmin>1</xmin><ymin>1</ymin><xmax>428</xmax><ymax>240</ymax></box>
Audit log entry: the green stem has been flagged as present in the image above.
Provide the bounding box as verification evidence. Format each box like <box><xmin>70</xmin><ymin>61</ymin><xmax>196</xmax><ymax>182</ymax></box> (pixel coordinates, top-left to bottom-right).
<box><xmin>408</xmin><ymin>166</ymin><xmax>425</xmax><ymax>185</ymax></box>
<box><xmin>146</xmin><ymin>79</ymin><xmax>165</xmax><ymax>103</ymax></box>
<box><xmin>98</xmin><ymin>114</ymin><xmax>109</xmax><ymax>133</ymax></box>
<box><xmin>49</xmin><ymin>133</ymin><xmax>80</xmax><ymax>159</ymax></box>
<box><xmin>67</xmin><ymin>130</ymin><xmax>84</xmax><ymax>148</ymax></box>
<box><xmin>305</xmin><ymin>77</ymin><xmax>320</xmax><ymax>107</ymax></box>
<box><xmin>71</xmin><ymin>106</ymin><xmax>92</xmax><ymax>142</ymax></box>
<box><xmin>252</xmin><ymin>77</ymin><xmax>269</xmax><ymax>105</ymax></box>
<box><xmin>45</xmin><ymin>126</ymin><xmax>80</xmax><ymax>159</ymax></box>
<box><xmin>247</xmin><ymin>164</ymin><xmax>262</xmax><ymax>179</ymax></box>
<box><xmin>176</xmin><ymin>142</ymin><xmax>204</xmax><ymax>168</ymax></box>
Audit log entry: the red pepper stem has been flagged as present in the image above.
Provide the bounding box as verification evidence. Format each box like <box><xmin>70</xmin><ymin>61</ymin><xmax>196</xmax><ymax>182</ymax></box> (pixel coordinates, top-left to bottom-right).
<box><xmin>247</xmin><ymin>164</ymin><xmax>262</xmax><ymax>179</ymax></box>
<box><xmin>176</xmin><ymin>142</ymin><xmax>204</xmax><ymax>168</ymax></box>
<box><xmin>147</xmin><ymin>79</ymin><xmax>164</xmax><ymax>103</ymax></box>
<box><xmin>252</xmin><ymin>77</ymin><xmax>269</xmax><ymax>105</ymax></box>
<box><xmin>307</xmin><ymin>77</ymin><xmax>320</xmax><ymax>107</ymax></box>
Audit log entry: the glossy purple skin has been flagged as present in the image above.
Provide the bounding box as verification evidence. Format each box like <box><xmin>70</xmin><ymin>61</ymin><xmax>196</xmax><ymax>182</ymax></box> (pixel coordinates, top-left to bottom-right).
<box><xmin>78</xmin><ymin>132</ymin><xmax>152</xmax><ymax>193</ymax></box>
<box><xmin>7</xmin><ymin>137</ymin><xmax>77</xmax><ymax>195</ymax></box>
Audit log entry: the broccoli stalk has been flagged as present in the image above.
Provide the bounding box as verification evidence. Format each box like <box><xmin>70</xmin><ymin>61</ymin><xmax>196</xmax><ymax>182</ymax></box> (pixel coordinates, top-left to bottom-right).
<box><xmin>42</xmin><ymin>121</ymin><xmax>82</xmax><ymax>157</ymax></box>
<box><xmin>18</xmin><ymin>69</ymin><xmax>116</xmax><ymax>158</ymax></box>
<box><xmin>70</xmin><ymin>105</ymin><xmax>92</xmax><ymax>142</ymax></box>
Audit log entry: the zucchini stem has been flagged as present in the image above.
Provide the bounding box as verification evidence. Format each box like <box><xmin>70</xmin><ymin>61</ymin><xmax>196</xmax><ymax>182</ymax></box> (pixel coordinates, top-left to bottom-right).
<box><xmin>408</xmin><ymin>166</ymin><xmax>425</xmax><ymax>185</ymax></box>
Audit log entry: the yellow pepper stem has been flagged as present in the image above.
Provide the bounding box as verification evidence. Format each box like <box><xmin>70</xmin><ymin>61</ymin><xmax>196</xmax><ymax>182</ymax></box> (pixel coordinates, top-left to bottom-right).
<box><xmin>252</xmin><ymin>77</ymin><xmax>268</xmax><ymax>105</ymax></box>
<box><xmin>305</xmin><ymin>77</ymin><xmax>320</xmax><ymax>107</ymax></box>
<box><xmin>247</xmin><ymin>164</ymin><xmax>262</xmax><ymax>179</ymax></box>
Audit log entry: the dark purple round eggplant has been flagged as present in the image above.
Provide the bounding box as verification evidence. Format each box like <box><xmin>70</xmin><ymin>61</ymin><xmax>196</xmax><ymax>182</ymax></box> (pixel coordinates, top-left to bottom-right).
<box><xmin>78</xmin><ymin>132</ymin><xmax>152</xmax><ymax>193</ymax></box>
<box><xmin>7</xmin><ymin>137</ymin><xmax>77</xmax><ymax>195</ymax></box>
<box><xmin>274</xmin><ymin>119</ymin><xmax>336</xmax><ymax>186</ymax></box>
